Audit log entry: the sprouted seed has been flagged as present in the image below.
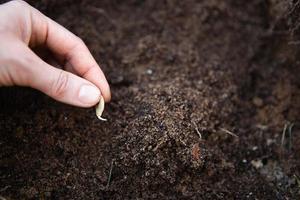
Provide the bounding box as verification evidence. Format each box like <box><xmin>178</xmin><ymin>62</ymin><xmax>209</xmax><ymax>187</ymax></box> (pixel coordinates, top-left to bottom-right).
<box><xmin>96</xmin><ymin>96</ymin><xmax>107</xmax><ymax>121</ymax></box>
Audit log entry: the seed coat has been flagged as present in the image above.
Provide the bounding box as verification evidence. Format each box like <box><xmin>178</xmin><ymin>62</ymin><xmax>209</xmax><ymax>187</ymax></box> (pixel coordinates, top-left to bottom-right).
<box><xmin>96</xmin><ymin>96</ymin><xmax>107</xmax><ymax>121</ymax></box>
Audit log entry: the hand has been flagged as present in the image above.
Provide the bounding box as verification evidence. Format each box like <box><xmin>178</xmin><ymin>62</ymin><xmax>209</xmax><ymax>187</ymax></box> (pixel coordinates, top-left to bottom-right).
<box><xmin>0</xmin><ymin>0</ymin><xmax>111</xmax><ymax>107</ymax></box>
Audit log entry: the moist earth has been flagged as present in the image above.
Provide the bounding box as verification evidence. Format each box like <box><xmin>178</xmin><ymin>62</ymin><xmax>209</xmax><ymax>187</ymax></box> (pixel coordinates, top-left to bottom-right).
<box><xmin>0</xmin><ymin>0</ymin><xmax>300</xmax><ymax>199</ymax></box>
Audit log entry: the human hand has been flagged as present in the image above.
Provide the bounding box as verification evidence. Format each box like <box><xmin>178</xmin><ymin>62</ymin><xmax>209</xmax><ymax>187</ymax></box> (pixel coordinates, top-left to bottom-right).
<box><xmin>0</xmin><ymin>0</ymin><xmax>111</xmax><ymax>107</ymax></box>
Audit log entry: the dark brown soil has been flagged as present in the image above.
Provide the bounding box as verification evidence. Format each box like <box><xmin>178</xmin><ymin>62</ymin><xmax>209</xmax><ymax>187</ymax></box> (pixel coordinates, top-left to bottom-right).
<box><xmin>1</xmin><ymin>0</ymin><xmax>300</xmax><ymax>199</ymax></box>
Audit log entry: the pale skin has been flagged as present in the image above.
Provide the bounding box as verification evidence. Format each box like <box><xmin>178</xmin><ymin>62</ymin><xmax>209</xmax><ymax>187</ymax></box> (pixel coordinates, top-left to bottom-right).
<box><xmin>0</xmin><ymin>0</ymin><xmax>111</xmax><ymax>107</ymax></box>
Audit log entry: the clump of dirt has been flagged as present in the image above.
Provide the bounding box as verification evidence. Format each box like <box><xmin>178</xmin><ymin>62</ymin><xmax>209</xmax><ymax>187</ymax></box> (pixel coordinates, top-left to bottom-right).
<box><xmin>0</xmin><ymin>0</ymin><xmax>300</xmax><ymax>199</ymax></box>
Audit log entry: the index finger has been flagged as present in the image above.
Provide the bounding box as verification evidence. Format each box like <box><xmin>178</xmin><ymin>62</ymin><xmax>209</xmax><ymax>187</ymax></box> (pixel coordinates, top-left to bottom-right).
<box><xmin>29</xmin><ymin>5</ymin><xmax>111</xmax><ymax>102</ymax></box>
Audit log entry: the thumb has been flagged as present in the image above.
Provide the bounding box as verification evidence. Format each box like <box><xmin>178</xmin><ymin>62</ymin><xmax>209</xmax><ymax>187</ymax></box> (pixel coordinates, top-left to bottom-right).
<box><xmin>35</xmin><ymin>68</ymin><xmax>101</xmax><ymax>107</ymax></box>
<box><xmin>19</xmin><ymin>45</ymin><xmax>101</xmax><ymax>107</ymax></box>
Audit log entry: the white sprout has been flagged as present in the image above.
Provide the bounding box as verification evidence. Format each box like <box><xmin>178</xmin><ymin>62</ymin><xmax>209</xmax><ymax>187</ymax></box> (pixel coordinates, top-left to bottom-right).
<box><xmin>96</xmin><ymin>96</ymin><xmax>107</xmax><ymax>121</ymax></box>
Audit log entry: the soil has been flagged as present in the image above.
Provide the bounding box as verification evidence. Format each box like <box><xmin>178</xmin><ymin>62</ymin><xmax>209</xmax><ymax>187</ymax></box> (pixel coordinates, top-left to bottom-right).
<box><xmin>0</xmin><ymin>0</ymin><xmax>300</xmax><ymax>199</ymax></box>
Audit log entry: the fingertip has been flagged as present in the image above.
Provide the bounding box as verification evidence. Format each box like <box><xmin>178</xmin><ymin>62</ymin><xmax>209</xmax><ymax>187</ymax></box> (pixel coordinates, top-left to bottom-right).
<box><xmin>78</xmin><ymin>84</ymin><xmax>101</xmax><ymax>107</ymax></box>
<box><xmin>101</xmin><ymin>82</ymin><xmax>111</xmax><ymax>103</ymax></box>
<box><xmin>81</xmin><ymin>65</ymin><xmax>111</xmax><ymax>103</ymax></box>
<box><xmin>103</xmin><ymin>91</ymin><xmax>111</xmax><ymax>103</ymax></box>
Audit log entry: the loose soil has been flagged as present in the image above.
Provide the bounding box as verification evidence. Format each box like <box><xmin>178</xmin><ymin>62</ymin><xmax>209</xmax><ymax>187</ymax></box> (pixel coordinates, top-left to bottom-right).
<box><xmin>0</xmin><ymin>0</ymin><xmax>300</xmax><ymax>199</ymax></box>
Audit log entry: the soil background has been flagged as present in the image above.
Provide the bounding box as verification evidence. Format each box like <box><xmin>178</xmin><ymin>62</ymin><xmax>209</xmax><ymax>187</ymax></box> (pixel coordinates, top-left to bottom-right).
<box><xmin>0</xmin><ymin>0</ymin><xmax>300</xmax><ymax>199</ymax></box>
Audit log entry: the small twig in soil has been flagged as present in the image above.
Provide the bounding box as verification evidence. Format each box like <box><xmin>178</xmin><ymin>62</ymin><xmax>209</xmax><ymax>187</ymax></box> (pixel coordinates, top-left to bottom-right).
<box><xmin>0</xmin><ymin>185</ymin><xmax>10</xmax><ymax>192</ymax></box>
<box><xmin>281</xmin><ymin>123</ymin><xmax>288</xmax><ymax>148</ymax></box>
<box><xmin>192</xmin><ymin>122</ymin><xmax>202</xmax><ymax>139</ymax></box>
<box><xmin>106</xmin><ymin>160</ymin><xmax>114</xmax><ymax>188</ymax></box>
<box><xmin>281</xmin><ymin>122</ymin><xmax>294</xmax><ymax>150</ymax></box>
<box><xmin>289</xmin><ymin>0</ymin><xmax>300</xmax><ymax>15</ymax></box>
<box><xmin>288</xmin><ymin>123</ymin><xmax>294</xmax><ymax>151</ymax></box>
<box><xmin>294</xmin><ymin>174</ymin><xmax>300</xmax><ymax>190</ymax></box>
<box><xmin>220</xmin><ymin>128</ymin><xmax>238</xmax><ymax>138</ymax></box>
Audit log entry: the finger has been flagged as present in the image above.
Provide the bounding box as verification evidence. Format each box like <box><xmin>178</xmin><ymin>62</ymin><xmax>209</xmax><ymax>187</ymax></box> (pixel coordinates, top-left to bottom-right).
<box><xmin>27</xmin><ymin>5</ymin><xmax>111</xmax><ymax>102</ymax></box>
<box><xmin>14</xmin><ymin>42</ymin><xmax>101</xmax><ymax>107</ymax></box>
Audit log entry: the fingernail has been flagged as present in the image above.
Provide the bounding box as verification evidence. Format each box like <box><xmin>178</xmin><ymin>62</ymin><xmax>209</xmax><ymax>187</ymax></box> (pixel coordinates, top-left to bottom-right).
<box><xmin>78</xmin><ymin>85</ymin><xmax>100</xmax><ymax>105</ymax></box>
